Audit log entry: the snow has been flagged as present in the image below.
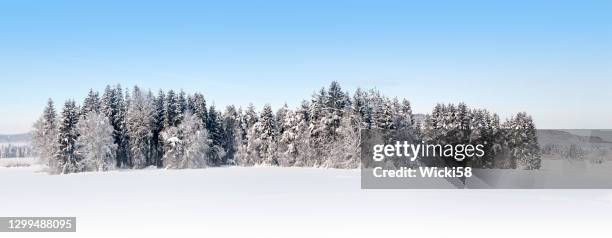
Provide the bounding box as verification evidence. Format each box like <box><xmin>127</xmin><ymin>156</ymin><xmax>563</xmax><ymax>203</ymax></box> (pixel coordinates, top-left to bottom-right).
<box><xmin>1</xmin><ymin>158</ymin><xmax>611</xmax><ymax>238</ymax></box>
<box><xmin>0</xmin><ymin>157</ymin><xmax>38</xmax><ymax>168</ymax></box>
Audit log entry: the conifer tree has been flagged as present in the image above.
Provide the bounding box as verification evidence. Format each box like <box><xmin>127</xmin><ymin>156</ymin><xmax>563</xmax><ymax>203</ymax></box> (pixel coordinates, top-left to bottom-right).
<box><xmin>207</xmin><ymin>105</ymin><xmax>225</xmax><ymax>165</ymax></box>
<box><xmin>82</xmin><ymin>89</ymin><xmax>100</xmax><ymax>116</ymax></box>
<box><xmin>56</xmin><ymin>100</ymin><xmax>80</xmax><ymax>174</ymax></box>
<box><xmin>400</xmin><ymin>98</ymin><xmax>413</xmax><ymax>129</ymax></box>
<box><xmin>222</xmin><ymin>105</ymin><xmax>239</xmax><ymax>163</ymax></box>
<box><xmin>164</xmin><ymin>90</ymin><xmax>179</xmax><ymax>127</ymax></box>
<box><xmin>248</xmin><ymin>104</ymin><xmax>277</xmax><ymax>165</ymax></box>
<box><xmin>191</xmin><ymin>92</ymin><xmax>208</xmax><ymax>128</ymax></box>
<box><xmin>504</xmin><ymin>112</ymin><xmax>541</xmax><ymax>170</ymax></box>
<box><xmin>176</xmin><ymin>90</ymin><xmax>187</xmax><ymax>124</ymax></box>
<box><xmin>152</xmin><ymin>90</ymin><xmax>166</xmax><ymax>167</ymax></box>
<box><xmin>32</xmin><ymin>98</ymin><xmax>59</xmax><ymax>170</ymax></box>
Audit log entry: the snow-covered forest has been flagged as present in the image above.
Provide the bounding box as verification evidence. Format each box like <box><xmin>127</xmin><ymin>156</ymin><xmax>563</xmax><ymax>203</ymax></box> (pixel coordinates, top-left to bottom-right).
<box><xmin>0</xmin><ymin>144</ymin><xmax>32</xmax><ymax>158</ymax></box>
<box><xmin>32</xmin><ymin>81</ymin><xmax>540</xmax><ymax>174</ymax></box>
<box><xmin>0</xmin><ymin>133</ymin><xmax>33</xmax><ymax>158</ymax></box>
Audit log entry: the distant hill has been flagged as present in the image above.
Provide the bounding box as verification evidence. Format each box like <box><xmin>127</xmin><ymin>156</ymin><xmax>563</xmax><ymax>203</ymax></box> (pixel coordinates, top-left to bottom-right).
<box><xmin>537</xmin><ymin>129</ymin><xmax>612</xmax><ymax>162</ymax></box>
<box><xmin>0</xmin><ymin>133</ymin><xmax>33</xmax><ymax>158</ymax></box>
<box><xmin>538</xmin><ymin>129</ymin><xmax>612</xmax><ymax>145</ymax></box>
<box><xmin>0</xmin><ymin>133</ymin><xmax>32</xmax><ymax>144</ymax></box>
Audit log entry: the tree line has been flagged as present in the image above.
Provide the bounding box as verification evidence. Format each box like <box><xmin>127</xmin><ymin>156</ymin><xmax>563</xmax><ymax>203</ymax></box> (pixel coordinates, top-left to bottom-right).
<box><xmin>0</xmin><ymin>144</ymin><xmax>33</xmax><ymax>158</ymax></box>
<box><xmin>32</xmin><ymin>81</ymin><xmax>540</xmax><ymax>174</ymax></box>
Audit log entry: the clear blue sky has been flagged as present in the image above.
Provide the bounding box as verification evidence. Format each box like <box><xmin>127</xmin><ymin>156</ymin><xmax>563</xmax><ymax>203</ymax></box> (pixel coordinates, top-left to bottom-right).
<box><xmin>1</xmin><ymin>0</ymin><xmax>611</xmax><ymax>133</ymax></box>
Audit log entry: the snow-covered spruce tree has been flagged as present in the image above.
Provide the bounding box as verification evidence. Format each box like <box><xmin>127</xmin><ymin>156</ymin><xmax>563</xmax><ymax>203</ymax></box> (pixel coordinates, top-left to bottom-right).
<box><xmin>151</xmin><ymin>90</ymin><xmax>166</xmax><ymax>167</ymax></box>
<box><xmin>247</xmin><ymin>104</ymin><xmax>277</xmax><ymax>165</ymax></box>
<box><xmin>468</xmin><ymin>109</ymin><xmax>502</xmax><ymax>168</ymax></box>
<box><xmin>275</xmin><ymin>103</ymin><xmax>290</xmax><ymax>136</ymax></box>
<box><xmin>322</xmin><ymin>81</ymin><xmax>349</xmax><ymax>136</ymax></box>
<box><xmin>294</xmin><ymin>101</ymin><xmax>312</xmax><ymax>166</ymax></box>
<box><xmin>367</xmin><ymin>89</ymin><xmax>385</xmax><ymax>129</ymax></box>
<box><xmin>244</xmin><ymin>103</ymin><xmax>259</xmax><ymax>128</ymax></box>
<box><xmin>390</xmin><ymin>97</ymin><xmax>402</xmax><ymax>129</ymax></box>
<box><xmin>207</xmin><ymin>105</ymin><xmax>226</xmax><ymax>165</ymax></box>
<box><xmin>422</xmin><ymin>103</ymin><xmax>445</xmax><ymax>142</ymax></box>
<box><xmin>191</xmin><ymin>92</ymin><xmax>208</xmax><ymax>128</ymax></box>
<box><xmin>304</xmin><ymin>82</ymin><xmax>354</xmax><ymax>166</ymax></box>
<box><xmin>352</xmin><ymin>88</ymin><xmax>372</xmax><ymax>129</ymax></box>
<box><xmin>161</xmin><ymin>112</ymin><xmax>211</xmax><ymax>169</ymax></box>
<box><xmin>503</xmin><ymin>112</ymin><xmax>541</xmax><ymax>170</ymax></box>
<box><xmin>56</xmin><ymin>100</ymin><xmax>81</xmax><ymax>174</ymax></box>
<box><xmin>81</xmin><ymin>89</ymin><xmax>101</xmax><ymax>116</ymax></box>
<box><xmin>234</xmin><ymin>105</ymin><xmax>258</xmax><ymax>165</ymax></box>
<box><xmin>164</xmin><ymin>89</ymin><xmax>179</xmax><ymax>128</ymax></box>
<box><xmin>126</xmin><ymin>86</ymin><xmax>154</xmax><ymax>168</ymax></box>
<box><xmin>378</xmin><ymin>98</ymin><xmax>395</xmax><ymax>130</ymax></box>
<box><xmin>32</xmin><ymin>98</ymin><xmax>59</xmax><ymax>170</ymax></box>
<box><xmin>455</xmin><ymin>102</ymin><xmax>471</xmax><ymax>143</ymax></box>
<box><xmin>222</xmin><ymin>105</ymin><xmax>239</xmax><ymax>164</ymax></box>
<box><xmin>101</xmin><ymin>85</ymin><xmax>130</xmax><ymax>167</ymax></box>
<box><xmin>75</xmin><ymin>112</ymin><xmax>117</xmax><ymax>171</ymax></box>
<box><xmin>307</xmin><ymin>88</ymin><xmax>326</xmax><ymax>165</ymax></box>
<box><xmin>399</xmin><ymin>98</ymin><xmax>413</xmax><ymax>129</ymax></box>
<box><xmin>176</xmin><ymin>90</ymin><xmax>187</xmax><ymax>124</ymax></box>
<box><xmin>276</xmin><ymin>107</ymin><xmax>297</xmax><ymax>166</ymax></box>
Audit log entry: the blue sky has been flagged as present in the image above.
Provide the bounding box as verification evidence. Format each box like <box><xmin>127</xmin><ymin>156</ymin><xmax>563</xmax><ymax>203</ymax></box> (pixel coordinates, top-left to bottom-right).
<box><xmin>0</xmin><ymin>0</ymin><xmax>611</xmax><ymax>133</ymax></box>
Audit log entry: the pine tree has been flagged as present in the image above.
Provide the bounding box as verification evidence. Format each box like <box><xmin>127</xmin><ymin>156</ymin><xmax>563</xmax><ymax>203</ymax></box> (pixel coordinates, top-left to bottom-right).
<box><xmin>234</xmin><ymin>106</ymin><xmax>256</xmax><ymax>165</ymax></box>
<box><xmin>468</xmin><ymin>109</ymin><xmax>502</xmax><ymax>168</ymax></box>
<box><xmin>164</xmin><ymin>90</ymin><xmax>179</xmax><ymax>127</ymax></box>
<box><xmin>176</xmin><ymin>90</ymin><xmax>187</xmax><ymax>124</ymax></box>
<box><xmin>456</xmin><ymin>103</ymin><xmax>471</xmax><ymax>143</ymax></box>
<box><xmin>367</xmin><ymin>89</ymin><xmax>384</xmax><ymax>129</ymax></box>
<box><xmin>206</xmin><ymin>105</ymin><xmax>225</xmax><ymax>165</ymax></box>
<box><xmin>191</xmin><ymin>92</ymin><xmax>208</xmax><ymax>128</ymax></box>
<box><xmin>101</xmin><ymin>85</ymin><xmax>130</xmax><ymax>167</ymax></box>
<box><xmin>275</xmin><ymin>103</ymin><xmax>289</xmax><ymax>135</ymax></box>
<box><xmin>244</xmin><ymin>103</ymin><xmax>258</xmax><ymax>127</ymax></box>
<box><xmin>504</xmin><ymin>112</ymin><xmax>541</xmax><ymax>170</ymax></box>
<box><xmin>308</xmin><ymin>88</ymin><xmax>326</xmax><ymax>160</ymax></box>
<box><xmin>115</xmin><ymin>85</ymin><xmax>130</xmax><ymax>167</ymax></box>
<box><xmin>276</xmin><ymin>107</ymin><xmax>297</xmax><ymax>166</ymax></box>
<box><xmin>222</xmin><ymin>105</ymin><xmax>239</xmax><ymax>164</ymax></box>
<box><xmin>352</xmin><ymin>88</ymin><xmax>370</xmax><ymax>128</ymax></box>
<box><xmin>32</xmin><ymin>98</ymin><xmax>59</xmax><ymax>170</ymax></box>
<box><xmin>56</xmin><ymin>100</ymin><xmax>80</xmax><ymax>174</ymax></box>
<box><xmin>152</xmin><ymin>90</ymin><xmax>166</xmax><ymax>167</ymax></box>
<box><xmin>293</xmin><ymin>100</ymin><xmax>312</xmax><ymax>166</ymax></box>
<box><xmin>322</xmin><ymin>81</ymin><xmax>349</xmax><ymax>137</ymax></box>
<box><xmin>82</xmin><ymin>89</ymin><xmax>100</xmax><ymax>116</ymax></box>
<box><xmin>378</xmin><ymin>99</ymin><xmax>395</xmax><ymax>130</ymax></box>
<box><xmin>325</xmin><ymin>81</ymin><xmax>349</xmax><ymax>111</ymax></box>
<box><xmin>248</xmin><ymin>104</ymin><xmax>277</xmax><ymax>165</ymax></box>
<box><xmin>399</xmin><ymin>98</ymin><xmax>413</xmax><ymax>129</ymax></box>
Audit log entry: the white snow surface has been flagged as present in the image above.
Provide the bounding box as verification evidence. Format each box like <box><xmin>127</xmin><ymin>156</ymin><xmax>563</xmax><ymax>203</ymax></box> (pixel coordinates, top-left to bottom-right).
<box><xmin>1</xmin><ymin>158</ymin><xmax>611</xmax><ymax>238</ymax></box>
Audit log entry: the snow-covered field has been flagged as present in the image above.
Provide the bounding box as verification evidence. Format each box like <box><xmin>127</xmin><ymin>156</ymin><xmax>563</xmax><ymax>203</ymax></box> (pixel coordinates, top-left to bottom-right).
<box><xmin>1</xmin><ymin>158</ymin><xmax>611</xmax><ymax>238</ymax></box>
